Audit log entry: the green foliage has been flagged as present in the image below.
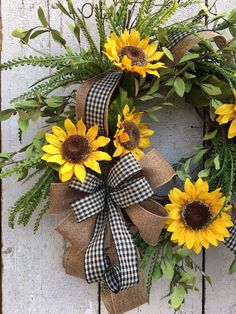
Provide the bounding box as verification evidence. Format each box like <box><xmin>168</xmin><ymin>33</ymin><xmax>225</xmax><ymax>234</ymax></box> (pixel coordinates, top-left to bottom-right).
<box><xmin>8</xmin><ymin>169</ymin><xmax>56</xmax><ymax>230</ymax></box>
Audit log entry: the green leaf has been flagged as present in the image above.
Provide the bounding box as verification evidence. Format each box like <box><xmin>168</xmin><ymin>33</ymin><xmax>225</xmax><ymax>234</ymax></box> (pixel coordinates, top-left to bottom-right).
<box><xmin>176</xmin><ymin>246</ymin><xmax>191</xmax><ymax>258</ymax></box>
<box><xmin>194</xmin><ymin>148</ymin><xmax>208</xmax><ymax>164</ymax></box>
<box><xmin>17</xmin><ymin>109</ymin><xmax>30</xmax><ymax>120</ymax></box>
<box><xmin>45</xmin><ymin>96</ymin><xmax>65</xmax><ymax>108</ymax></box>
<box><xmin>170</xmin><ymin>284</ymin><xmax>186</xmax><ymax>310</ymax></box>
<box><xmin>179</xmin><ymin>53</ymin><xmax>199</xmax><ymax>63</ymax></box>
<box><xmin>147</xmin><ymin>79</ymin><xmax>160</xmax><ymax>95</ymax></box>
<box><xmin>229</xmin><ymin>259</ymin><xmax>236</xmax><ymax>275</ymax></box>
<box><xmin>213</xmin><ymin>154</ymin><xmax>221</xmax><ymax>170</ymax></box>
<box><xmin>174</xmin><ymin>77</ymin><xmax>185</xmax><ymax>97</ymax></box>
<box><xmin>162</xmin><ymin>47</ymin><xmax>174</xmax><ymax>62</ymax></box>
<box><xmin>30</xmin><ymin>29</ymin><xmax>49</xmax><ymax>39</ymax></box>
<box><xmin>12</xmin><ymin>28</ymin><xmax>28</xmax><ymax>39</ymax></box>
<box><xmin>180</xmin><ymin>271</ymin><xmax>198</xmax><ymax>285</ymax></box>
<box><xmin>161</xmin><ymin>259</ymin><xmax>174</xmax><ymax>282</ymax></box>
<box><xmin>198</xmin><ymin>168</ymin><xmax>210</xmax><ymax>178</ymax></box>
<box><xmin>203</xmin><ymin>129</ymin><xmax>218</xmax><ymax>141</ymax></box>
<box><xmin>153</xmin><ymin>263</ymin><xmax>163</xmax><ymax>280</ymax></box>
<box><xmin>18</xmin><ymin>118</ymin><xmax>29</xmax><ymax>132</ymax></box>
<box><xmin>184</xmin><ymin>158</ymin><xmax>192</xmax><ymax>174</ymax></box>
<box><xmin>51</xmin><ymin>30</ymin><xmax>66</xmax><ymax>46</ymax></box>
<box><xmin>0</xmin><ymin>109</ymin><xmax>15</xmax><ymax>121</ymax></box>
<box><xmin>15</xmin><ymin>100</ymin><xmax>39</xmax><ymax>109</ymax></box>
<box><xmin>28</xmin><ymin>108</ymin><xmax>41</xmax><ymax>121</ymax></box>
<box><xmin>201</xmin><ymin>84</ymin><xmax>221</xmax><ymax>96</ymax></box>
<box><xmin>176</xmin><ymin>170</ymin><xmax>190</xmax><ymax>181</ymax></box>
<box><xmin>139</xmin><ymin>95</ymin><xmax>155</xmax><ymax>101</ymax></box>
<box><xmin>38</xmin><ymin>7</ymin><xmax>48</xmax><ymax>27</ymax></box>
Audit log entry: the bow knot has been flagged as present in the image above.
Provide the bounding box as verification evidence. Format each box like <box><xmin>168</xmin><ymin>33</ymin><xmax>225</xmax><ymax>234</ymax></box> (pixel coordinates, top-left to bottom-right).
<box><xmin>69</xmin><ymin>153</ymin><xmax>153</xmax><ymax>292</ymax></box>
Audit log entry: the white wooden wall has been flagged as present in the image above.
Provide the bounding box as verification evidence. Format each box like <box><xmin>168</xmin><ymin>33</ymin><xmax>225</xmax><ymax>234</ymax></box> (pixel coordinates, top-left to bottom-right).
<box><xmin>1</xmin><ymin>1</ymin><xmax>236</xmax><ymax>313</ymax></box>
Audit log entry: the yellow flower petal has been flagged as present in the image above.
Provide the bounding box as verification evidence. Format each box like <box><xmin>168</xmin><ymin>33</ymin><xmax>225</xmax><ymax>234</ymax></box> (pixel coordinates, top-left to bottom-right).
<box><xmin>64</xmin><ymin>118</ymin><xmax>77</xmax><ymax>136</ymax></box>
<box><xmin>74</xmin><ymin>164</ymin><xmax>86</xmax><ymax>183</ymax></box>
<box><xmin>228</xmin><ymin>118</ymin><xmax>236</xmax><ymax>139</ymax></box>
<box><xmin>46</xmin><ymin>154</ymin><xmax>66</xmax><ymax>165</ymax></box>
<box><xmin>86</xmin><ymin>125</ymin><xmax>99</xmax><ymax>142</ymax></box>
<box><xmin>185</xmin><ymin>229</ymin><xmax>195</xmax><ymax>249</ymax></box>
<box><xmin>52</xmin><ymin>126</ymin><xmax>67</xmax><ymax>141</ymax></box>
<box><xmin>113</xmin><ymin>144</ymin><xmax>124</xmax><ymax>157</ymax></box>
<box><xmin>77</xmin><ymin>119</ymin><xmax>86</xmax><ymax>136</ymax></box>
<box><xmin>42</xmin><ymin>144</ymin><xmax>60</xmax><ymax>155</ymax></box>
<box><xmin>91</xmin><ymin>136</ymin><xmax>110</xmax><ymax>150</ymax></box>
<box><xmin>84</xmin><ymin>158</ymin><xmax>101</xmax><ymax>174</ymax></box>
<box><xmin>45</xmin><ymin>133</ymin><xmax>62</xmax><ymax>147</ymax></box>
<box><xmin>60</xmin><ymin>162</ymin><xmax>74</xmax><ymax>174</ymax></box>
<box><xmin>90</xmin><ymin>151</ymin><xmax>112</xmax><ymax>161</ymax></box>
<box><xmin>59</xmin><ymin>169</ymin><xmax>74</xmax><ymax>182</ymax></box>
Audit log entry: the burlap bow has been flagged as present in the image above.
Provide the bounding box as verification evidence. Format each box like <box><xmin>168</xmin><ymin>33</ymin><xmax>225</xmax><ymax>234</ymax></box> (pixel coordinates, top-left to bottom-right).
<box><xmin>69</xmin><ymin>153</ymin><xmax>153</xmax><ymax>293</ymax></box>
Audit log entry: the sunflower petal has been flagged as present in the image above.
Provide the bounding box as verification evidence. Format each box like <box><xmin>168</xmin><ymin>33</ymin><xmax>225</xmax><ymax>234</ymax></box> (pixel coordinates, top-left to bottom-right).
<box><xmin>84</xmin><ymin>158</ymin><xmax>101</xmax><ymax>174</ymax></box>
<box><xmin>59</xmin><ymin>168</ymin><xmax>74</xmax><ymax>182</ymax></box>
<box><xmin>91</xmin><ymin>136</ymin><xmax>110</xmax><ymax>150</ymax></box>
<box><xmin>60</xmin><ymin>162</ymin><xmax>74</xmax><ymax>174</ymax></box>
<box><xmin>86</xmin><ymin>125</ymin><xmax>99</xmax><ymax>142</ymax></box>
<box><xmin>74</xmin><ymin>164</ymin><xmax>86</xmax><ymax>183</ymax></box>
<box><xmin>228</xmin><ymin>118</ymin><xmax>236</xmax><ymax>139</ymax></box>
<box><xmin>42</xmin><ymin>144</ymin><xmax>60</xmax><ymax>154</ymax></box>
<box><xmin>46</xmin><ymin>154</ymin><xmax>66</xmax><ymax>165</ymax></box>
<box><xmin>45</xmin><ymin>133</ymin><xmax>62</xmax><ymax>147</ymax></box>
<box><xmin>64</xmin><ymin>118</ymin><xmax>77</xmax><ymax>136</ymax></box>
<box><xmin>52</xmin><ymin>126</ymin><xmax>67</xmax><ymax>141</ymax></box>
<box><xmin>90</xmin><ymin>151</ymin><xmax>112</xmax><ymax>161</ymax></box>
<box><xmin>77</xmin><ymin>119</ymin><xmax>86</xmax><ymax>136</ymax></box>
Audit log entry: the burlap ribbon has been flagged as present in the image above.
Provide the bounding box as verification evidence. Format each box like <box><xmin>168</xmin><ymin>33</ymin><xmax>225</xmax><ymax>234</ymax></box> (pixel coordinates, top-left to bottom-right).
<box><xmin>163</xmin><ymin>27</ymin><xmax>227</xmax><ymax>65</ymax></box>
<box><xmin>49</xmin><ymin>148</ymin><xmax>175</xmax><ymax>312</ymax></box>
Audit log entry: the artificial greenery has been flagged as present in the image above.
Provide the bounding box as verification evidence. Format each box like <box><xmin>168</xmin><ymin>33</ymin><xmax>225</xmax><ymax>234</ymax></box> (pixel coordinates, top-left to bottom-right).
<box><xmin>1</xmin><ymin>0</ymin><xmax>236</xmax><ymax>311</ymax></box>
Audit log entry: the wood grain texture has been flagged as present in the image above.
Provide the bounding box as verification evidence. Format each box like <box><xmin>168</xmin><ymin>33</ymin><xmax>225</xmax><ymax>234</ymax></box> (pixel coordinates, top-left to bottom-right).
<box><xmin>1</xmin><ymin>1</ymin><xmax>236</xmax><ymax>314</ymax></box>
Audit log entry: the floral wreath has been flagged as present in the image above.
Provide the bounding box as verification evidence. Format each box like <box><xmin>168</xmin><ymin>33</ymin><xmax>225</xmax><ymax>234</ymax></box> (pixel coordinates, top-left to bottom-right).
<box><xmin>1</xmin><ymin>1</ymin><xmax>236</xmax><ymax>312</ymax></box>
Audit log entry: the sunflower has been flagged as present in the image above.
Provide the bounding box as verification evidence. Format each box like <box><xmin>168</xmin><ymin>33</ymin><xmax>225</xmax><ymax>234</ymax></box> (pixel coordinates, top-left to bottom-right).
<box><xmin>165</xmin><ymin>178</ymin><xmax>233</xmax><ymax>254</ymax></box>
<box><xmin>41</xmin><ymin>118</ymin><xmax>111</xmax><ymax>182</ymax></box>
<box><xmin>113</xmin><ymin>105</ymin><xmax>154</xmax><ymax>160</ymax></box>
<box><xmin>215</xmin><ymin>90</ymin><xmax>236</xmax><ymax>139</ymax></box>
<box><xmin>103</xmin><ymin>28</ymin><xmax>166</xmax><ymax>77</ymax></box>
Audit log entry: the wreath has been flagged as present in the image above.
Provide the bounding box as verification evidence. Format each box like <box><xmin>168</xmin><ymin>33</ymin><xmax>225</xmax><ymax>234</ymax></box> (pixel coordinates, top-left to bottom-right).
<box><xmin>1</xmin><ymin>1</ymin><xmax>236</xmax><ymax>312</ymax></box>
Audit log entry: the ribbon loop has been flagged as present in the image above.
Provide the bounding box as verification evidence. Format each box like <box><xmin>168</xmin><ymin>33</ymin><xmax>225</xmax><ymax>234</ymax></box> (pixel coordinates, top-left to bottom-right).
<box><xmin>71</xmin><ymin>189</ymin><xmax>106</xmax><ymax>222</ymax></box>
<box><xmin>108</xmin><ymin>153</ymin><xmax>142</xmax><ymax>188</ymax></box>
<box><xmin>110</xmin><ymin>177</ymin><xmax>153</xmax><ymax>208</ymax></box>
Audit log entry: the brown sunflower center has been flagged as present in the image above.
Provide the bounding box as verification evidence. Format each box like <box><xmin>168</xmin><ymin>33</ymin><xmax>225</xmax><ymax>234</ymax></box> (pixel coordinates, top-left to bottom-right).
<box><xmin>119</xmin><ymin>45</ymin><xmax>147</xmax><ymax>66</ymax></box>
<box><xmin>122</xmin><ymin>121</ymin><xmax>141</xmax><ymax>150</ymax></box>
<box><xmin>182</xmin><ymin>200</ymin><xmax>212</xmax><ymax>230</ymax></box>
<box><xmin>61</xmin><ymin>135</ymin><xmax>91</xmax><ymax>163</ymax></box>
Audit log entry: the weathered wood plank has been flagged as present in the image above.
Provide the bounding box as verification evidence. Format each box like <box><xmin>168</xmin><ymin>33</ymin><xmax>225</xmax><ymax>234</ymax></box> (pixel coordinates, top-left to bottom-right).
<box><xmin>1</xmin><ymin>1</ymin><xmax>98</xmax><ymax>314</ymax></box>
<box><xmin>204</xmin><ymin>2</ymin><xmax>236</xmax><ymax>314</ymax></box>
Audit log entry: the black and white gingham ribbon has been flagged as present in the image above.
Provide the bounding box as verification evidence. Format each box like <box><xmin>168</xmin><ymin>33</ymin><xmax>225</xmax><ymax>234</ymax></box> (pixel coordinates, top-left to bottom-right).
<box><xmin>85</xmin><ymin>71</ymin><xmax>122</xmax><ymax>135</ymax></box>
<box><xmin>69</xmin><ymin>153</ymin><xmax>153</xmax><ymax>292</ymax></box>
<box><xmin>163</xmin><ymin>26</ymin><xmax>207</xmax><ymax>50</ymax></box>
<box><xmin>225</xmin><ymin>223</ymin><xmax>236</xmax><ymax>255</ymax></box>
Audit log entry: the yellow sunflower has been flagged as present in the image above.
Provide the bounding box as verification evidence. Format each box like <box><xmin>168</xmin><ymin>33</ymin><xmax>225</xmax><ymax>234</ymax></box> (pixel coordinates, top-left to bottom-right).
<box><xmin>103</xmin><ymin>28</ymin><xmax>166</xmax><ymax>77</ymax></box>
<box><xmin>113</xmin><ymin>105</ymin><xmax>154</xmax><ymax>160</ymax></box>
<box><xmin>165</xmin><ymin>178</ymin><xmax>233</xmax><ymax>254</ymax></box>
<box><xmin>41</xmin><ymin>118</ymin><xmax>111</xmax><ymax>183</ymax></box>
<box><xmin>215</xmin><ymin>90</ymin><xmax>236</xmax><ymax>139</ymax></box>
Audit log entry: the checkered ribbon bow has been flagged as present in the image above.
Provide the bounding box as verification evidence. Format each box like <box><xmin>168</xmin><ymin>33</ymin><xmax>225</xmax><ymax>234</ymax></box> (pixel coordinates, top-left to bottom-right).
<box><xmin>69</xmin><ymin>153</ymin><xmax>153</xmax><ymax>293</ymax></box>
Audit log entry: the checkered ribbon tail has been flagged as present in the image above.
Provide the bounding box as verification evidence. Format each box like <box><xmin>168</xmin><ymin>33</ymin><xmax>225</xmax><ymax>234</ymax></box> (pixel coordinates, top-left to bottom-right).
<box><xmin>69</xmin><ymin>153</ymin><xmax>153</xmax><ymax>292</ymax></box>
<box><xmin>225</xmin><ymin>222</ymin><xmax>236</xmax><ymax>255</ymax></box>
<box><xmin>85</xmin><ymin>71</ymin><xmax>122</xmax><ymax>135</ymax></box>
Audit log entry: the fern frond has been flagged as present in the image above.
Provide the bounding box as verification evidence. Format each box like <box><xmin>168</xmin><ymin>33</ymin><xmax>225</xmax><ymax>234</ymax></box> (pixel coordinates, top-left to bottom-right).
<box><xmin>95</xmin><ymin>4</ymin><xmax>107</xmax><ymax>53</ymax></box>
<box><xmin>0</xmin><ymin>54</ymin><xmax>82</xmax><ymax>71</ymax></box>
<box><xmin>8</xmin><ymin>168</ymin><xmax>55</xmax><ymax>228</ymax></box>
<box><xmin>0</xmin><ymin>155</ymin><xmax>43</xmax><ymax>179</ymax></box>
<box><xmin>33</xmin><ymin>200</ymin><xmax>50</xmax><ymax>233</ymax></box>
